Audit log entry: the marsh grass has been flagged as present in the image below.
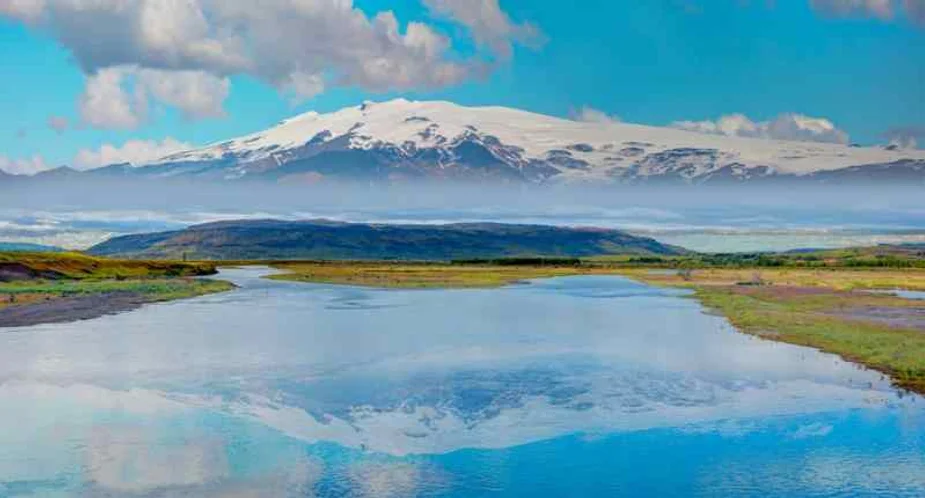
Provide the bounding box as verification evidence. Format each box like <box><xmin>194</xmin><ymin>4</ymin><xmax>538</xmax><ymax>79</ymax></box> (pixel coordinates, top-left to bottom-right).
<box><xmin>270</xmin><ymin>261</ymin><xmax>925</xmax><ymax>393</ymax></box>
<box><xmin>268</xmin><ymin>261</ymin><xmax>627</xmax><ymax>289</ymax></box>
<box><xmin>694</xmin><ymin>287</ymin><xmax>925</xmax><ymax>394</ymax></box>
<box><xmin>618</xmin><ymin>267</ymin><xmax>925</xmax><ymax>394</ymax></box>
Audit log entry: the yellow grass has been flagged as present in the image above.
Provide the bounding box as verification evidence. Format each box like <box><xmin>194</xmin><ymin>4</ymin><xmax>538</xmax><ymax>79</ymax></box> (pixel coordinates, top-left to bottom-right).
<box><xmin>268</xmin><ymin>261</ymin><xmax>629</xmax><ymax>289</ymax></box>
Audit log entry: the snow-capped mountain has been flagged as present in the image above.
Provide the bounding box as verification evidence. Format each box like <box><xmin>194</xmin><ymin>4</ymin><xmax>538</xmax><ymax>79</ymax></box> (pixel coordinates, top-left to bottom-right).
<box><xmin>104</xmin><ymin>99</ymin><xmax>925</xmax><ymax>185</ymax></box>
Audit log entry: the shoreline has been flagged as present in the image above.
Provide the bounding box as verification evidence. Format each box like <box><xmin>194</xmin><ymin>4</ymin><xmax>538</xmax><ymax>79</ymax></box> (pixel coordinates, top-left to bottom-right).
<box><xmin>3</xmin><ymin>255</ymin><xmax>923</xmax><ymax>395</ymax></box>
<box><xmin>614</xmin><ymin>268</ymin><xmax>925</xmax><ymax>395</ymax></box>
<box><xmin>3</xmin><ymin>287</ymin><xmax>199</xmax><ymax>328</ymax></box>
<box><xmin>0</xmin><ymin>252</ymin><xmax>234</xmax><ymax>328</ymax></box>
<box><xmin>267</xmin><ymin>262</ymin><xmax>925</xmax><ymax>395</ymax></box>
<box><xmin>0</xmin><ymin>279</ymin><xmax>235</xmax><ymax>328</ymax></box>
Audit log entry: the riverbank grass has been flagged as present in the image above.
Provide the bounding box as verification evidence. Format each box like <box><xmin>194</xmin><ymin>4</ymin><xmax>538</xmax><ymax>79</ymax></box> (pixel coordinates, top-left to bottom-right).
<box><xmin>270</xmin><ymin>262</ymin><xmax>925</xmax><ymax>394</ymax></box>
<box><xmin>618</xmin><ymin>268</ymin><xmax>925</xmax><ymax>394</ymax></box>
<box><xmin>0</xmin><ymin>252</ymin><xmax>234</xmax><ymax>322</ymax></box>
<box><xmin>267</xmin><ymin>261</ymin><xmax>628</xmax><ymax>288</ymax></box>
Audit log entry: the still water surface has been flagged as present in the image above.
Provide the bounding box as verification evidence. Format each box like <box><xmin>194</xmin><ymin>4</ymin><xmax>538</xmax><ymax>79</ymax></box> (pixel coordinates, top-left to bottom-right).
<box><xmin>0</xmin><ymin>268</ymin><xmax>922</xmax><ymax>497</ymax></box>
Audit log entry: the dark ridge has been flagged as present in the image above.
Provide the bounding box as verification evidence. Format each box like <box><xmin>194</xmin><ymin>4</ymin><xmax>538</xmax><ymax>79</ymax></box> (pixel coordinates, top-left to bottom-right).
<box><xmin>88</xmin><ymin>219</ymin><xmax>685</xmax><ymax>261</ymax></box>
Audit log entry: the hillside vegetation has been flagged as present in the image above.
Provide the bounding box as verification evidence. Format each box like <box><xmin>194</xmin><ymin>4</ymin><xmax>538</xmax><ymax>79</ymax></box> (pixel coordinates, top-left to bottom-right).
<box><xmin>88</xmin><ymin>220</ymin><xmax>684</xmax><ymax>261</ymax></box>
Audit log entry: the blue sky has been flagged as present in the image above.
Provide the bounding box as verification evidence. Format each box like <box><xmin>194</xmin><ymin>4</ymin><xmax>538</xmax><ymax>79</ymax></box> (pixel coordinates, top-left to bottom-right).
<box><xmin>0</xmin><ymin>0</ymin><xmax>923</xmax><ymax>173</ymax></box>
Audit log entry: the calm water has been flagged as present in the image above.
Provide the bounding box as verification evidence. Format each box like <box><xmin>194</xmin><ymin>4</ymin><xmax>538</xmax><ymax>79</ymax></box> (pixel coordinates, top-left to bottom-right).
<box><xmin>0</xmin><ymin>268</ymin><xmax>922</xmax><ymax>497</ymax></box>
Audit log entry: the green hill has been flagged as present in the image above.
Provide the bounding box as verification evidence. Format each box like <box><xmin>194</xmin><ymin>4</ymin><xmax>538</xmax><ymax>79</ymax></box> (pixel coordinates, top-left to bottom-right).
<box><xmin>87</xmin><ymin>219</ymin><xmax>684</xmax><ymax>261</ymax></box>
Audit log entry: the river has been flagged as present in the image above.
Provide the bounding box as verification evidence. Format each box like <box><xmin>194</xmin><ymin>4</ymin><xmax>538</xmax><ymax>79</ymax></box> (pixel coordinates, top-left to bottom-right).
<box><xmin>0</xmin><ymin>267</ymin><xmax>922</xmax><ymax>497</ymax></box>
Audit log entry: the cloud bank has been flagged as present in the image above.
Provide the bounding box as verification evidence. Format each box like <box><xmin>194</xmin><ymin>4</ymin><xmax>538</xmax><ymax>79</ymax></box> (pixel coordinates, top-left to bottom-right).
<box><xmin>73</xmin><ymin>138</ymin><xmax>193</xmax><ymax>169</ymax></box>
<box><xmin>672</xmin><ymin>113</ymin><xmax>851</xmax><ymax>144</ymax></box>
<box><xmin>1</xmin><ymin>0</ymin><xmax>538</xmax><ymax>130</ymax></box>
<box><xmin>0</xmin><ymin>155</ymin><xmax>49</xmax><ymax>175</ymax></box>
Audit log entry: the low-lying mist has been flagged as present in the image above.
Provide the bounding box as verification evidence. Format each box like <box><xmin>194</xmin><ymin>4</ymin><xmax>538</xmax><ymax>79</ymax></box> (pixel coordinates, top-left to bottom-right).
<box><xmin>2</xmin><ymin>178</ymin><xmax>923</xmax><ymax>253</ymax></box>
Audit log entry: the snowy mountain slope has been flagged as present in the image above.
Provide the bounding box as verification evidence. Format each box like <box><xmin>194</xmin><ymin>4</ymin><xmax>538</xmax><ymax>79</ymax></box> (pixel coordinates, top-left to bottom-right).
<box><xmin>126</xmin><ymin>99</ymin><xmax>925</xmax><ymax>184</ymax></box>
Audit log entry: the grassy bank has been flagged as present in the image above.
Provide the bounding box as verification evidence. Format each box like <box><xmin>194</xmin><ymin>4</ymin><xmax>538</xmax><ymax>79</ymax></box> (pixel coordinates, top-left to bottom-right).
<box><xmin>0</xmin><ymin>252</ymin><xmax>234</xmax><ymax>325</ymax></box>
<box><xmin>0</xmin><ymin>251</ymin><xmax>219</xmax><ymax>280</ymax></box>
<box><xmin>267</xmin><ymin>260</ymin><xmax>628</xmax><ymax>288</ymax></box>
<box><xmin>618</xmin><ymin>267</ymin><xmax>925</xmax><ymax>394</ymax></box>
<box><xmin>269</xmin><ymin>260</ymin><xmax>925</xmax><ymax>394</ymax></box>
<box><xmin>0</xmin><ymin>279</ymin><xmax>234</xmax><ymax>310</ymax></box>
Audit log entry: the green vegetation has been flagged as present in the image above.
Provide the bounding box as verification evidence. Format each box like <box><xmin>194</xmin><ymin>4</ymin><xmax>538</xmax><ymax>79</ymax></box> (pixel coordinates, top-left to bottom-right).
<box><xmin>0</xmin><ymin>251</ymin><xmax>218</xmax><ymax>280</ymax></box>
<box><xmin>695</xmin><ymin>287</ymin><xmax>925</xmax><ymax>394</ymax></box>
<box><xmin>0</xmin><ymin>279</ymin><xmax>233</xmax><ymax>307</ymax></box>
<box><xmin>7</xmin><ymin>246</ymin><xmax>924</xmax><ymax>394</ymax></box>
<box><xmin>592</xmin><ymin>244</ymin><xmax>925</xmax><ymax>269</ymax></box>
<box><xmin>270</xmin><ymin>259</ymin><xmax>925</xmax><ymax>394</ymax></box>
<box><xmin>88</xmin><ymin>219</ymin><xmax>683</xmax><ymax>260</ymax></box>
<box><xmin>619</xmin><ymin>267</ymin><xmax>925</xmax><ymax>395</ymax></box>
<box><xmin>0</xmin><ymin>252</ymin><xmax>233</xmax><ymax>323</ymax></box>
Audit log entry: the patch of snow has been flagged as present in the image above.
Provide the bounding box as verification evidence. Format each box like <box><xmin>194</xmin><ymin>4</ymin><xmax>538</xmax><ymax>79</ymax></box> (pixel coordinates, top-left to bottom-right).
<box><xmin>154</xmin><ymin>99</ymin><xmax>925</xmax><ymax>179</ymax></box>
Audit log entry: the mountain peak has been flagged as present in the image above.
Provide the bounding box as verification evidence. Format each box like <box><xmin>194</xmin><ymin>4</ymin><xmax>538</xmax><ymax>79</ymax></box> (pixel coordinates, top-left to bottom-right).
<box><xmin>114</xmin><ymin>100</ymin><xmax>925</xmax><ymax>186</ymax></box>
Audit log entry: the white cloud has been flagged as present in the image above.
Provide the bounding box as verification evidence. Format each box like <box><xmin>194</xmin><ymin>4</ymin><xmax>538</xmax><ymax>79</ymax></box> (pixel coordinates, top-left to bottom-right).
<box><xmin>282</xmin><ymin>71</ymin><xmax>326</xmax><ymax>102</ymax></box>
<box><xmin>78</xmin><ymin>67</ymin><xmax>148</xmax><ymax>129</ymax></box>
<box><xmin>423</xmin><ymin>0</ymin><xmax>544</xmax><ymax>58</ymax></box>
<box><xmin>573</xmin><ymin>106</ymin><xmax>622</xmax><ymax>125</ymax></box>
<box><xmin>77</xmin><ymin>66</ymin><xmax>229</xmax><ymax>129</ymax></box>
<box><xmin>2</xmin><ymin>0</ymin><xmax>529</xmax><ymax>125</ymax></box>
<box><xmin>671</xmin><ymin>113</ymin><xmax>851</xmax><ymax>144</ymax></box>
<box><xmin>809</xmin><ymin>0</ymin><xmax>925</xmax><ymax>24</ymax></box>
<box><xmin>136</xmin><ymin>68</ymin><xmax>229</xmax><ymax>120</ymax></box>
<box><xmin>73</xmin><ymin>137</ymin><xmax>193</xmax><ymax>169</ymax></box>
<box><xmin>47</xmin><ymin>115</ymin><xmax>69</xmax><ymax>134</ymax></box>
<box><xmin>0</xmin><ymin>155</ymin><xmax>50</xmax><ymax>175</ymax></box>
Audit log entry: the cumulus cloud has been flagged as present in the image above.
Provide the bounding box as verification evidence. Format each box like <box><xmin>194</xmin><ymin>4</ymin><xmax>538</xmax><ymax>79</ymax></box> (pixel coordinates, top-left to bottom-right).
<box><xmin>78</xmin><ymin>67</ymin><xmax>148</xmax><ymax>129</ymax></box>
<box><xmin>809</xmin><ymin>0</ymin><xmax>925</xmax><ymax>24</ymax></box>
<box><xmin>1</xmin><ymin>0</ymin><xmax>528</xmax><ymax>127</ymax></box>
<box><xmin>76</xmin><ymin>66</ymin><xmax>229</xmax><ymax>129</ymax></box>
<box><xmin>136</xmin><ymin>68</ymin><xmax>229</xmax><ymax>120</ymax></box>
<box><xmin>423</xmin><ymin>0</ymin><xmax>544</xmax><ymax>58</ymax></box>
<box><xmin>73</xmin><ymin>137</ymin><xmax>193</xmax><ymax>169</ymax></box>
<box><xmin>671</xmin><ymin>113</ymin><xmax>851</xmax><ymax>144</ymax></box>
<box><xmin>47</xmin><ymin>115</ymin><xmax>69</xmax><ymax>134</ymax></box>
<box><xmin>573</xmin><ymin>106</ymin><xmax>622</xmax><ymax>125</ymax></box>
<box><xmin>0</xmin><ymin>155</ymin><xmax>50</xmax><ymax>175</ymax></box>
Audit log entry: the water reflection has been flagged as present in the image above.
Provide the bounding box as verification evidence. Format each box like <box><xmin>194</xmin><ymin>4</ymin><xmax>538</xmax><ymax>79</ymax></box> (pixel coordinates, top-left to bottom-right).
<box><xmin>0</xmin><ymin>268</ymin><xmax>922</xmax><ymax>496</ymax></box>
